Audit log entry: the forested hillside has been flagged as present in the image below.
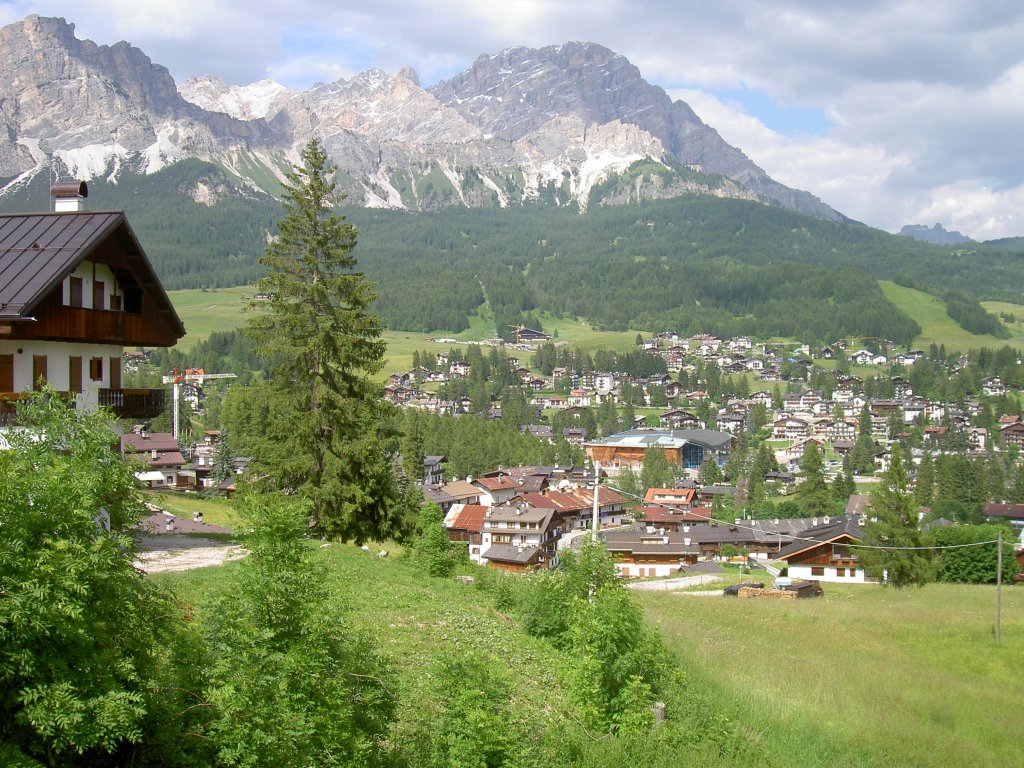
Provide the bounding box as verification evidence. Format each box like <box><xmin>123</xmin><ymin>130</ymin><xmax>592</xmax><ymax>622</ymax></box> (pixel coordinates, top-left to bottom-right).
<box><xmin>5</xmin><ymin>162</ymin><xmax>1024</xmax><ymax>343</ymax></box>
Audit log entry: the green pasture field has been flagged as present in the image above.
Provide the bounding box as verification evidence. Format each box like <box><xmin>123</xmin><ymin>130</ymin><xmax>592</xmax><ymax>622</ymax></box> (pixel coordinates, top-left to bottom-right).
<box><xmin>641</xmin><ymin>580</ymin><xmax>1024</xmax><ymax>767</ymax></box>
<box><xmin>880</xmin><ymin>281</ymin><xmax>1024</xmax><ymax>353</ymax></box>
<box><xmin>167</xmin><ymin>288</ymin><xmax>649</xmax><ymax>378</ymax></box>
<box><xmin>168</xmin><ymin>287</ymin><xmax>250</xmax><ymax>350</ymax></box>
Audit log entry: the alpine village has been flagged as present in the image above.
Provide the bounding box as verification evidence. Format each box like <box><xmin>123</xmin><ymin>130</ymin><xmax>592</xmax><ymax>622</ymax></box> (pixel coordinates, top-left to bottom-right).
<box><xmin>0</xmin><ymin>13</ymin><xmax>1021</xmax><ymax>768</ymax></box>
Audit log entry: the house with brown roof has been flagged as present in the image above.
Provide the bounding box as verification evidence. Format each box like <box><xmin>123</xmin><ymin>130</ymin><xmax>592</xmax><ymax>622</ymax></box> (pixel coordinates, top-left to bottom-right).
<box><xmin>602</xmin><ymin>526</ymin><xmax>701</xmax><ymax>578</ymax></box>
<box><xmin>643</xmin><ymin>487</ymin><xmax>697</xmax><ymax>510</ymax></box>
<box><xmin>999</xmin><ymin>422</ymin><xmax>1024</xmax><ymax>450</ymax></box>
<box><xmin>776</xmin><ymin>517</ymin><xmax>867</xmax><ymax>583</ymax></box>
<box><xmin>477</xmin><ymin>505</ymin><xmax>563</xmax><ymax>572</ymax></box>
<box><xmin>1</xmin><ymin>184</ymin><xmax>185</xmax><ymax>426</ymax></box>
<box><xmin>121</xmin><ymin>431</ymin><xmax>188</xmax><ymax>488</ymax></box>
<box><xmin>443</xmin><ymin>503</ymin><xmax>489</xmax><ymax>559</ymax></box>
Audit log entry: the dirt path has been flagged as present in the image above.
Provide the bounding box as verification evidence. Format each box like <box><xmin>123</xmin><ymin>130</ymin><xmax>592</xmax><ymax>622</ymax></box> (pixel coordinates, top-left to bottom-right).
<box><xmin>134</xmin><ymin>534</ymin><xmax>247</xmax><ymax>573</ymax></box>
<box><xmin>626</xmin><ymin>574</ymin><xmax>723</xmax><ymax>592</ymax></box>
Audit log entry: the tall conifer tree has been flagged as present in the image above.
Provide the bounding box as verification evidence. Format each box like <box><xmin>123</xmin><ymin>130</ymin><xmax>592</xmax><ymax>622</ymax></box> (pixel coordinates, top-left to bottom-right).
<box><xmin>246</xmin><ymin>139</ymin><xmax>406</xmax><ymax>542</ymax></box>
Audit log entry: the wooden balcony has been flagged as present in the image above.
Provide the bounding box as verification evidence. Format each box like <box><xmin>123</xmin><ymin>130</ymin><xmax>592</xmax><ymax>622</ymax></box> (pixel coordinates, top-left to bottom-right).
<box><xmin>0</xmin><ymin>391</ymin><xmax>73</xmax><ymax>426</ymax></box>
<box><xmin>7</xmin><ymin>298</ymin><xmax>180</xmax><ymax>347</ymax></box>
<box><xmin>98</xmin><ymin>388</ymin><xmax>167</xmax><ymax>419</ymax></box>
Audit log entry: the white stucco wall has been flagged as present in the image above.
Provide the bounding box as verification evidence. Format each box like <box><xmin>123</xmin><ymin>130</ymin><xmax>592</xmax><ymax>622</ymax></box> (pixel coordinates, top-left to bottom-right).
<box><xmin>61</xmin><ymin>261</ymin><xmax>123</xmax><ymax>310</ymax></box>
<box><xmin>617</xmin><ymin>562</ymin><xmax>680</xmax><ymax>579</ymax></box>
<box><xmin>0</xmin><ymin>340</ymin><xmax>123</xmax><ymax>410</ymax></box>
<box><xmin>788</xmin><ymin>564</ymin><xmax>867</xmax><ymax>584</ymax></box>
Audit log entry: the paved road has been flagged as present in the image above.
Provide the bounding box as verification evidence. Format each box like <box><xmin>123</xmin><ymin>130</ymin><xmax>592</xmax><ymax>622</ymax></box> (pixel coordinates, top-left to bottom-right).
<box><xmin>626</xmin><ymin>574</ymin><xmax>723</xmax><ymax>592</ymax></box>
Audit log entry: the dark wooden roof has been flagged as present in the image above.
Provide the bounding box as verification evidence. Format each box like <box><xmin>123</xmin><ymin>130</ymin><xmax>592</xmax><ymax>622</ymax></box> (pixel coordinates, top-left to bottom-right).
<box><xmin>0</xmin><ymin>211</ymin><xmax>184</xmax><ymax>336</ymax></box>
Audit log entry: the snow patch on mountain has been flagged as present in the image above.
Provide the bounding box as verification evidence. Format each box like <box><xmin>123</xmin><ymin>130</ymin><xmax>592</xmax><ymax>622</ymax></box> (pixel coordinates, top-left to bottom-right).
<box><xmin>179</xmin><ymin>76</ymin><xmax>293</xmax><ymax>120</ymax></box>
<box><xmin>54</xmin><ymin>143</ymin><xmax>131</xmax><ymax>181</ymax></box>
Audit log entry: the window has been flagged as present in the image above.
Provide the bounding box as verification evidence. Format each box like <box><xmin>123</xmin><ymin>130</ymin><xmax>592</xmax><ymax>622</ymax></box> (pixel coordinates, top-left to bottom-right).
<box><xmin>89</xmin><ymin>357</ymin><xmax>103</xmax><ymax>381</ymax></box>
<box><xmin>32</xmin><ymin>355</ymin><xmax>47</xmax><ymax>390</ymax></box>
<box><xmin>810</xmin><ymin>566</ymin><xmax>825</xmax><ymax>576</ymax></box>
<box><xmin>836</xmin><ymin>568</ymin><xmax>846</xmax><ymax>577</ymax></box>
<box><xmin>68</xmin><ymin>356</ymin><xmax>82</xmax><ymax>394</ymax></box>
<box><xmin>69</xmin><ymin>276</ymin><xmax>83</xmax><ymax>307</ymax></box>
<box><xmin>92</xmin><ymin>280</ymin><xmax>105</xmax><ymax>310</ymax></box>
<box><xmin>0</xmin><ymin>354</ymin><xmax>12</xmax><ymax>393</ymax></box>
<box><xmin>110</xmin><ymin>294</ymin><xmax>122</xmax><ymax>311</ymax></box>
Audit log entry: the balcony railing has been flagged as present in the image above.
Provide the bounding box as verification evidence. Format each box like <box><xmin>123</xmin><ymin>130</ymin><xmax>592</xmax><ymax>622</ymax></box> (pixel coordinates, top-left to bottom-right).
<box><xmin>98</xmin><ymin>388</ymin><xmax>167</xmax><ymax>419</ymax></box>
<box><xmin>0</xmin><ymin>391</ymin><xmax>74</xmax><ymax>426</ymax></box>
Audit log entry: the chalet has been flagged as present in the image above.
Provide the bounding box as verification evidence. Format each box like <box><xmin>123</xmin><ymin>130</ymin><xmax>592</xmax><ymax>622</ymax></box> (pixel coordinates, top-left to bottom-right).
<box><xmin>568</xmin><ymin>485</ymin><xmax>629</xmax><ymax>529</ymax></box>
<box><xmin>983</xmin><ymin>377</ymin><xmax>1006</xmax><ymax>396</ymax></box>
<box><xmin>643</xmin><ymin>487</ymin><xmax>697</xmax><ymax>510</ymax></box>
<box><xmin>521</xmin><ymin>424</ymin><xmax>554</xmax><ymax>442</ymax></box>
<box><xmin>472</xmin><ymin>475</ymin><xmax>524</xmax><ymax>506</ymax></box>
<box><xmin>513</xmin><ymin>326</ymin><xmax>550</xmax><ymax>344</ymax></box>
<box><xmin>763</xmin><ymin>471</ymin><xmax>797</xmax><ymax>494</ymax></box>
<box><xmin>697</xmin><ymin>485</ymin><xmax>736</xmax><ymax>505</ymax></box>
<box><xmin>121</xmin><ymin>431</ymin><xmax>188</xmax><ymax>488</ymax></box>
<box><xmin>438</xmin><ymin>480</ymin><xmax>481</xmax><ymax>507</ymax></box>
<box><xmin>423</xmin><ymin>455</ymin><xmax>446</xmax><ymax>485</ymax></box>
<box><xmin>443</xmin><ymin>503</ymin><xmax>488</xmax><ymax>560</ymax></box>
<box><xmin>824</xmin><ymin>420</ymin><xmax>857</xmax><ymax>443</ymax></box>
<box><xmin>776</xmin><ymin>516</ymin><xmax>866</xmax><ymax>583</ymax></box>
<box><xmin>584</xmin><ymin>428</ymin><xmax>734</xmax><ymax>475</ymax></box>
<box><xmin>602</xmin><ymin>526</ymin><xmax>701</xmax><ymax>578</ymax></box>
<box><xmin>561</xmin><ymin>427</ymin><xmax>587</xmax><ymax>445</ymax></box>
<box><xmin>660</xmin><ymin>409</ymin><xmax>701</xmax><ymax>429</ymax></box>
<box><xmin>567</xmin><ymin>388</ymin><xmax>592</xmax><ymax>408</ymax></box>
<box><xmin>634</xmin><ymin>506</ymin><xmax>713</xmax><ymax>530</ymax></box>
<box><xmin>773</xmin><ymin>417</ymin><xmax>810</xmax><ymax>441</ymax></box>
<box><xmin>663</xmin><ymin>380</ymin><xmax>683</xmax><ymax>400</ymax></box>
<box><xmin>477</xmin><ymin>505</ymin><xmax>563</xmax><ymax>571</ymax></box>
<box><xmin>716</xmin><ymin>412</ymin><xmax>746</xmax><ymax>434</ymax></box>
<box><xmin>1</xmin><ymin>185</ymin><xmax>185</xmax><ymax>426</ymax></box>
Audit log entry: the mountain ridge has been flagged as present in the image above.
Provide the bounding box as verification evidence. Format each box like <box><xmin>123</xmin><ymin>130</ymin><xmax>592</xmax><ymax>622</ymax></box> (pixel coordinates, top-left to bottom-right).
<box><xmin>0</xmin><ymin>14</ymin><xmax>843</xmax><ymax>220</ymax></box>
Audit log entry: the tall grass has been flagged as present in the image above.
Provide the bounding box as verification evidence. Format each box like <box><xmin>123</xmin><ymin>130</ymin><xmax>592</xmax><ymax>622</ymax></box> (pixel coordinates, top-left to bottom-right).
<box><xmin>640</xmin><ymin>582</ymin><xmax>1024</xmax><ymax>767</ymax></box>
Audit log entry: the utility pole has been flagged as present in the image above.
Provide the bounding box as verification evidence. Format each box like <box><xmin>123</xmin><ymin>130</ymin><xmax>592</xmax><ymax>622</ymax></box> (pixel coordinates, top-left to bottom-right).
<box><xmin>592</xmin><ymin>460</ymin><xmax>601</xmax><ymax>540</ymax></box>
<box><xmin>996</xmin><ymin>529</ymin><xmax>1003</xmax><ymax>643</ymax></box>
<box><xmin>161</xmin><ymin>369</ymin><xmax>238</xmax><ymax>440</ymax></box>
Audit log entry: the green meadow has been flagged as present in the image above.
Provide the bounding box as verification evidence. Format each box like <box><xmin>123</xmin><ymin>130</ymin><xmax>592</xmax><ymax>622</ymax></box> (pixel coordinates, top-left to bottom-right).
<box><xmin>642</xmin><ymin>580</ymin><xmax>1024</xmax><ymax>767</ymax></box>
<box><xmin>880</xmin><ymin>281</ymin><xmax>1024</xmax><ymax>353</ymax></box>
<box><xmin>156</xmin><ymin>535</ymin><xmax>1024</xmax><ymax>768</ymax></box>
<box><xmin>167</xmin><ymin>288</ymin><xmax>645</xmax><ymax>377</ymax></box>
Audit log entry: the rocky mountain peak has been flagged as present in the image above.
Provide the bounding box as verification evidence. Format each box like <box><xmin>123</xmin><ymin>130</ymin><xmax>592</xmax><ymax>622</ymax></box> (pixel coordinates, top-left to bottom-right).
<box><xmin>0</xmin><ymin>15</ymin><xmax>845</xmax><ymax>221</ymax></box>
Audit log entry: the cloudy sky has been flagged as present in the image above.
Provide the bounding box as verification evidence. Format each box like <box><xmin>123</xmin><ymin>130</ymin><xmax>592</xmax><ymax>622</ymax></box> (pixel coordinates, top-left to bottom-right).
<box><xmin>2</xmin><ymin>0</ymin><xmax>1022</xmax><ymax>240</ymax></box>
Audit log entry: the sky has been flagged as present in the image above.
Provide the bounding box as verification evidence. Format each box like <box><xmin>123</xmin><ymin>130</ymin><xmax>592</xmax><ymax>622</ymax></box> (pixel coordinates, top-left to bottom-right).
<box><xmin>2</xmin><ymin>0</ymin><xmax>1022</xmax><ymax>240</ymax></box>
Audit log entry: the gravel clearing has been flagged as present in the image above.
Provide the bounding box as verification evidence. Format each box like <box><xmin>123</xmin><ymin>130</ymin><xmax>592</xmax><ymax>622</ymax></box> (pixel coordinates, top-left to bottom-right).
<box><xmin>134</xmin><ymin>534</ymin><xmax>247</xmax><ymax>573</ymax></box>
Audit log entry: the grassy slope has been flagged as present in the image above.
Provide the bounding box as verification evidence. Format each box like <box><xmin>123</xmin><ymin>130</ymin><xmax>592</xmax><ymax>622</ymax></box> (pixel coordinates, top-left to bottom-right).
<box><xmin>166</xmin><ymin>288</ymin><xmax>643</xmax><ymax>377</ymax></box>
<box><xmin>153</xmin><ymin>543</ymin><xmax>578</xmax><ymax>761</ymax></box>
<box><xmin>880</xmin><ymin>281</ymin><xmax>1024</xmax><ymax>352</ymax></box>
<box><xmin>154</xmin><ymin>536</ymin><xmax>1024</xmax><ymax>768</ymax></box>
<box><xmin>641</xmin><ymin>581</ymin><xmax>1024</xmax><ymax>768</ymax></box>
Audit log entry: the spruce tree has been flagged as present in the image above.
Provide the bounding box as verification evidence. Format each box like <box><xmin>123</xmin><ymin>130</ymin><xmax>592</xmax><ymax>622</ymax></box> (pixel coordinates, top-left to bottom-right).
<box><xmin>245</xmin><ymin>139</ymin><xmax>406</xmax><ymax>542</ymax></box>
<box><xmin>861</xmin><ymin>449</ymin><xmax>935</xmax><ymax>588</ymax></box>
